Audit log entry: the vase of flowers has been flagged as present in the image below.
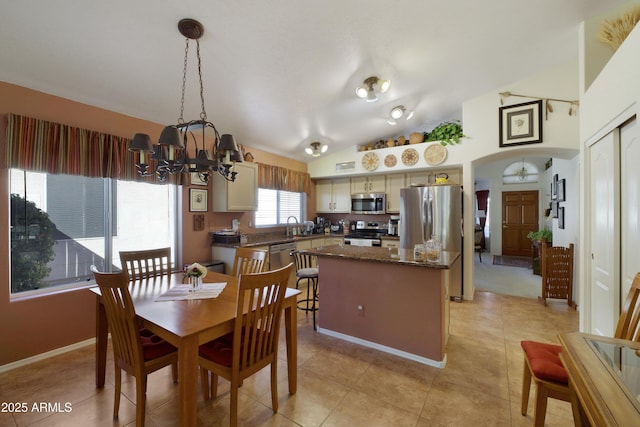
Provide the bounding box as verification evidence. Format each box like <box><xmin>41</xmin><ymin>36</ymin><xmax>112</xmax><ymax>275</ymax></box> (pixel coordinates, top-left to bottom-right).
<box><xmin>184</xmin><ymin>262</ymin><xmax>207</xmax><ymax>292</ymax></box>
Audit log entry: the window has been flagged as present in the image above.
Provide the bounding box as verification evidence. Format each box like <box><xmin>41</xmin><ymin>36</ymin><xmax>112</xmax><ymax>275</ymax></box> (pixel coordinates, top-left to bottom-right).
<box><xmin>9</xmin><ymin>169</ymin><xmax>177</xmax><ymax>295</ymax></box>
<box><xmin>255</xmin><ymin>189</ymin><xmax>305</xmax><ymax>226</ymax></box>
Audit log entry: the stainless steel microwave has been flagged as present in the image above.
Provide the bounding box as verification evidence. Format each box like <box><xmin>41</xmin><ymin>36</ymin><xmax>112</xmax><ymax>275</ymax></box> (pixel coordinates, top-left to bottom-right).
<box><xmin>351</xmin><ymin>193</ymin><xmax>386</xmax><ymax>214</ymax></box>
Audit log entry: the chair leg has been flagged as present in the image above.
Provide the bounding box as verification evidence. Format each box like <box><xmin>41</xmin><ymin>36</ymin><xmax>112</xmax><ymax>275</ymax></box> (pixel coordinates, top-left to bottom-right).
<box><xmin>230</xmin><ymin>384</ymin><xmax>239</xmax><ymax>427</ymax></box>
<box><xmin>200</xmin><ymin>367</ymin><xmax>210</xmax><ymax>400</ymax></box>
<box><xmin>114</xmin><ymin>366</ymin><xmax>122</xmax><ymax>419</ymax></box>
<box><xmin>479</xmin><ymin>250</ymin><xmax>482</xmax><ymax>263</ymax></box>
<box><xmin>211</xmin><ymin>373</ymin><xmax>219</xmax><ymax>399</ymax></box>
<box><xmin>270</xmin><ymin>362</ymin><xmax>279</xmax><ymax>413</ymax></box>
<box><xmin>533</xmin><ymin>383</ymin><xmax>549</xmax><ymax>427</ymax></box>
<box><xmin>171</xmin><ymin>362</ymin><xmax>178</xmax><ymax>383</ymax></box>
<box><xmin>135</xmin><ymin>376</ymin><xmax>148</xmax><ymax>427</ymax></box>
<box><xmin>312</xmin><ymin>278</ymin><xmax>318</xmax><ymax>331</ymax></box>
<box><xmin>521</xmin><ymin>359</ymin><xmax>531</xmax><ymax>416</ymax></box>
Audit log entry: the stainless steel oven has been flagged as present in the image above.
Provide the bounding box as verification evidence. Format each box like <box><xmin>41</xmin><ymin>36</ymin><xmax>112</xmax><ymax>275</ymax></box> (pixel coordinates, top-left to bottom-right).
<box><xmin>344</xmin><ymin>221</ymin><xmax>386</xmax><ymax>246</ymax></box>
<box><xmin>351</xmin><ymin>193</ymin><xmax>386</xmax><ymax>214</ymax></box>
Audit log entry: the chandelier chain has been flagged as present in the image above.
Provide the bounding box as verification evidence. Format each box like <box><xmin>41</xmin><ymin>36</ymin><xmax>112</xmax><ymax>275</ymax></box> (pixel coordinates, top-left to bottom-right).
<box><xmin>178</xmin><ymin>38</ymin><xmax>190</xmax><ymax>124</ymax></box>
<box><xmin>196</xmin><ymin>40</ymin><xmax>207</xmax><ymax>121</ymax></box>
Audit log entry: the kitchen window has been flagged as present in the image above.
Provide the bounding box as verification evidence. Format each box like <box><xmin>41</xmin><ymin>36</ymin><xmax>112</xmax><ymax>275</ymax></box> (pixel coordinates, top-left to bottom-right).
<box><xmin>255</xmin><ymin>188</ymin><xmax>305</xmax><ymax>227</ymax></box>
<box><xmin>9</xmin><ymin>169</ymin><xmax>177</xmax><ymax>296</ymax></box>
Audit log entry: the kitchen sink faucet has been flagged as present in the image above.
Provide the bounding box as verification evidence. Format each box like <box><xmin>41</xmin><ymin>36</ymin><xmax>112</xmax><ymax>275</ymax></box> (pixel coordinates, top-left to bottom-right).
<box><xmin>286</xmin><ymin>216</ymin><xmax>300</xmax><ymax>237</ymax></box>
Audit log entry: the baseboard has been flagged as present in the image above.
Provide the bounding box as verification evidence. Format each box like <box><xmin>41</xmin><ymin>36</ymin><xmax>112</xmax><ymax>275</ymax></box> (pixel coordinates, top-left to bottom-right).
<box><xmin>317</xmin><ymin>328</ymin><xmax>447</xmax><ymax>368</ymax></box>
<box><xmin>0</xmin><ymin>338</ymin><xmax>95</xmax><ymax>374</ymax></box>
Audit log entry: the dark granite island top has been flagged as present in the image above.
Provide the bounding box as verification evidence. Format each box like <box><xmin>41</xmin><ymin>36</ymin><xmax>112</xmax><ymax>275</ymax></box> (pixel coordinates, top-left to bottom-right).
<box><xmin>301</xmin><ymin>244</ymin><xmax>460</xmax><ymax>269</ymax></box>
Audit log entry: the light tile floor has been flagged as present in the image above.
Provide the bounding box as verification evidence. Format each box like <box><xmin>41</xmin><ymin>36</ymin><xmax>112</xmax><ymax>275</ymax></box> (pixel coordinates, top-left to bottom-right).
<box><xmin>0</xmin><ymin>270</ymin><xmax>578</xmax><ymax>426</ymax></box>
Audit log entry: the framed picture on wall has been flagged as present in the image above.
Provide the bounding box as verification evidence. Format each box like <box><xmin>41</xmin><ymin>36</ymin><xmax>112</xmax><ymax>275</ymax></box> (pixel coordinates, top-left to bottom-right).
<box><xmin>551</xmin><ymin>200</ymin><xmax>559</xmax><ymax>219</ymax></box>
<box><xmin>551</xmin><ymin>173</ymin><xmax>558</xmax><ymax>200</ymax></box>
<box><xmin>558</xmin><ymin>206</ymin><xmax>565</xmax><ymax>229</ymax></box>
<box><xmin>499</xmin><ymin>100</ymin><xmax>543</xmax><ymax>147</ymax></box>
<box><xmin>189</xmin><ymin>188</ymin><xmax>208</xmax><ymax>212</ymax></box>
<box><xmin>557</xmin><ymin>179</ymin><xmax>566</xmax><ymax>202</ymax></box>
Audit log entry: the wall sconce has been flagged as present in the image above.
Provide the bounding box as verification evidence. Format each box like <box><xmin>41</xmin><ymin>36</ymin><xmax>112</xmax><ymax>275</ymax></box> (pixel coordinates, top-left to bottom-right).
<box><xmin>387</xmin><ymin>105</ymin><xmax>414</xmax><ymax>125</ymax></box>
<box><xmin>355</xmin><ymin>76</ymin><xmax>391</xmax><ymax>102</ymax></box>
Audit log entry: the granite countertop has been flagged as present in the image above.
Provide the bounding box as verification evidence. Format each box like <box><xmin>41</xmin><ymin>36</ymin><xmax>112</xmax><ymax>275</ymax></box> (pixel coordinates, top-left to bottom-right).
<box><xmin>211</xmin><ymin>232</ymin><xmax>346</xmax><ymax>248</ymax></box>
<box><xmin>301</xmin><ymin>244</ymin><xmax>460</xmax><ymax>269</ymax></box>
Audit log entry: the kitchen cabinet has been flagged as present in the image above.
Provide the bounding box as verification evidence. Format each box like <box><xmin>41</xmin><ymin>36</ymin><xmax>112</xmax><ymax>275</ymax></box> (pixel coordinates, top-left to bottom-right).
<box><xmin>295</xmin><ymin>239</ymin><xmax>313</xmax><ymax>250</ymax></box>
<box><xmin>315</xmin><ymin>178</ymin><xmax>351</xmax><ymax>213</ymax></box>
<box><xmin>385</xmin><ymin>173</ymin><xmax>405</xmax><ymax>213</ymax></box>
<box><xmin>351</xmin><ymin>175</ymin><xmax>385</xmax><ymax>193</ymax></box>
<box><xmin>381</xmin><ymin>238</ymin><xmax>399</xmax><ymax>249</ymax></box>
<box><xmin>323</xmin><ymin>237</ymin><xmax>344</xmax><ymax>246</ymax></box>
<box><xmin>211</xmin><ymin>162</ymin><xmax>258</xmax><ymax>211</ymax></box>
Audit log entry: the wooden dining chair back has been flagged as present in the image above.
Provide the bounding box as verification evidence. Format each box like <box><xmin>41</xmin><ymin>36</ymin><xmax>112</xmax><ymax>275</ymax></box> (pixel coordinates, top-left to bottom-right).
<box><xmin>93</xmin><ymin>268</ymin><xmax>178</xmax><ymax>427</ymax></box>
<box><xmin>199</xmin><ymin>263</ymin><xmax>293</xmax><ymax>427</ymax></box>
<box><xmin>615</xmin><ymin>272</ymin><xmax>640</xmax><ymax>341</ymax></box>
<box><xmin>119</xmin><ymin>247</ymin><xmax>172</xmax><ymax>281</ymax></box>
<box><xmin>230</xmin><ymin>247</ymin><xmax>268</xmax><ymax>277</ymax></box>
<box><xmin>521</xmin><ymin>270</ymin><xmax>640</xmax><ymax>426</ymax></box>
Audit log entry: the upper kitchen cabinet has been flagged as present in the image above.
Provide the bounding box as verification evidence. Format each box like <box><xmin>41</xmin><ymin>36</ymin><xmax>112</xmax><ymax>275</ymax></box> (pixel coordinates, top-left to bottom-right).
<box><xmin>385</xmin><ymin>173</ymin><xmax>405</xmax><ymax>213</ymax></box>
<box><xmin>316</xmin><ymin>178</ymin><xmax>351</xmax><ymax>213</ymax></box>
<box><xmin>350</xmin><ymin>175</ymin><xmax>385</xmax><ymax>193</ymax></box>
<box><xmin>212</xmin><ymin>162</ymin><xmax>258</xmax><ymax>211</ymax></box>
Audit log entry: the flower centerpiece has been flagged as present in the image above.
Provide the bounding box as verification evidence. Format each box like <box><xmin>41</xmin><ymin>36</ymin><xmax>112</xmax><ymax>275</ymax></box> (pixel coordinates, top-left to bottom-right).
<box><xmin>184</xmin><ymin>262</ymin><xmax>207</xmax><ymax>292</ymax></box>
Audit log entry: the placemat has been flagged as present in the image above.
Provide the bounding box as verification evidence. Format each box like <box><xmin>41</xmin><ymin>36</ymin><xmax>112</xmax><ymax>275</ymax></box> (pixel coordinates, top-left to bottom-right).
<box><xmin>155</xmin><ymin>282</ymin><xmax>227</xmax><ymax>301</ymax></box>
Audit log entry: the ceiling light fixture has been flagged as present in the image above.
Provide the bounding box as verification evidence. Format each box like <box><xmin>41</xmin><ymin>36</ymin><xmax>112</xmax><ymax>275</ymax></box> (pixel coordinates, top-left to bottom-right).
<box><xmin>129</xmin><ymin>18</ymin><xmax>242</xmax><ymax>183</ymax></box>
<box><xmin>387</xmin><ymin>105</ymin><xmax>414</xmax><ymax>125</ymax></box>
<box><xmin>355</xmin><ymin>76</ymin><xmax>391</xmax><ymax>102</ymax></box>
<box><xmin>305</xmin><ymin>142</ymin><xmax>328</xmax><ymax>157</ymax></box>
<box><xmin>499</xmin><ymin>91</ymin><xmax>579</xmax><ymax>117</ymax></box>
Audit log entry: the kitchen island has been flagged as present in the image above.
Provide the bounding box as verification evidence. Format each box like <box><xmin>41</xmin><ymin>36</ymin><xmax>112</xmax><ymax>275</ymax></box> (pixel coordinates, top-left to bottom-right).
<box><xmin>300</xmin><ymin>245</ymin><xmax>461</xmax><ymax>367</ymax></box>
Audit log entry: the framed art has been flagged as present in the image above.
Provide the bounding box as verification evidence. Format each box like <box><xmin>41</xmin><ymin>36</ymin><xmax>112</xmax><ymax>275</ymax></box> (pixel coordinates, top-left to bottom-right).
<box><xmin>558</xmin><ymin>206</ymin><xmax>565</xmax><ymax>229</ymax></box>
<box><xmin>189</xmin><ymin>188</ymin><xmax>208</xmax><ymax>212</ymax></box>
<box><xmin>557</xmin><ymin>178</ymin><xmax>566</xmax><ymax>202</ymax></box>
<box><xmin>499</xmin><ymin>99</ymin><xmax>543</xmax><ymax>147</ymax></box>
<box><xmin>551</xmin><ymin>173</ymin><xmax>558</xmax><ymax>200</ymax></box>
<box><xmin>551</xmin><ymin>200</ymin><xmax>559</xmax><ymax>219</ymax></box>
<box><xmin>190</xmin><ymin>172</ymin><xmax>207</xmax><ymax>186</ymax></box>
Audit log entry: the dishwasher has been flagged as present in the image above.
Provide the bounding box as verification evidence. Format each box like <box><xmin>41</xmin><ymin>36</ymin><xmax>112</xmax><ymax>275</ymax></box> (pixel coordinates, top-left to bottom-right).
<box><xmin>269</xmin><ymin>242</ymin><xmax>296</xmax><ymax>271</ymax></box>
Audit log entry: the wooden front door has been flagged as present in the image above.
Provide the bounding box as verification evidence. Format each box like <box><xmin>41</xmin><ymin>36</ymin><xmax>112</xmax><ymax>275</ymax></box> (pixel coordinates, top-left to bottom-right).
<box><xmin>502</xmin><ymin>191</ymin><xmax>538</xmax><ymax>257</ymax></box>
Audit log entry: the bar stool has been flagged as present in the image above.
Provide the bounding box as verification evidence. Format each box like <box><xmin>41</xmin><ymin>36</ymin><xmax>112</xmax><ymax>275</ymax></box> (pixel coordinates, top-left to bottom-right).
<box><xmin>291</xmin><ymin>251</ymin><xmax>319</xmax><ymax>330</ymax></box>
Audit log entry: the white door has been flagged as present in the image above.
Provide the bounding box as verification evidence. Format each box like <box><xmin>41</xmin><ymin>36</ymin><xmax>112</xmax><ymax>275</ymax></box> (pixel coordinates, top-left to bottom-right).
<box><xmin>589</xmin><ymin>130</ymin><xmax>620</xmax><ymax>336</ymax></box>
<box><xmin>621</xmin><ymin>117</ymin><xmax>639</xmax><ymax>301</ymax></box>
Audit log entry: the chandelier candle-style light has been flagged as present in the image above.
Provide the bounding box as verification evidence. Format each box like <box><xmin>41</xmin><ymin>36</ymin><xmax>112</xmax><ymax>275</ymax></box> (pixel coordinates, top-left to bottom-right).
<box><xmin>130</xmin><ymin>18</ymin><xmax>242</xmax><ymax>183</ymax></box>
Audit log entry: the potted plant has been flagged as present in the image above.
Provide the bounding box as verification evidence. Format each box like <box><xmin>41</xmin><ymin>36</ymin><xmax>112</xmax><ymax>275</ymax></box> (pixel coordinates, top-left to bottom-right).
<box><xmin>424</xmin><ymin>120</ymin><xmax>465</xmax><ymax>146</ymax></box>
<box><xmin>527</xmin><ymin>228</ymin><xmax>552</xmax><ymax>243</ymax></box>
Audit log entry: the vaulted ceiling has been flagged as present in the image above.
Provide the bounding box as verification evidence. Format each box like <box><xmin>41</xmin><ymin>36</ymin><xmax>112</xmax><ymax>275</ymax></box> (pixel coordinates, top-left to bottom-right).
<box><xmin>0</xmin><ymin>1</ymin><xmax>626</xmax><ymax>161</ymax></box>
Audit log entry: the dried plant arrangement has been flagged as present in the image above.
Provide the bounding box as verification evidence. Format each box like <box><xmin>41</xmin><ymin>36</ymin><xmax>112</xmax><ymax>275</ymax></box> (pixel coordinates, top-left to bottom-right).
<box><xmin>598</xmin><ymin>5</ymin><xmax>640</xmax><ymax>51</ymax></box>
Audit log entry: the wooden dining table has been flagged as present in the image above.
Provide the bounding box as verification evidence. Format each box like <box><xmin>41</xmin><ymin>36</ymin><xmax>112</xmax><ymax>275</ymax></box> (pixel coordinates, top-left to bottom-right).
<box><xmin>90</xmin><ymin>271</ymin><xmax>301</xmax><ymax>427</ymax></box>
<box><xmin>559</xmin><ymin>332</ymin><xmax>640</xmax><ymax>427</ymax></box>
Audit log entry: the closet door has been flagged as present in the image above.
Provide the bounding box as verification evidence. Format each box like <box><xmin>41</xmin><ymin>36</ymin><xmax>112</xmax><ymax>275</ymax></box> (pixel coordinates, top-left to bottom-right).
<box><xmin>589</xmin><ymin>130</ymin><xmax>620</xmax><ymax>336</ymax></box>
<box><xmin>621</xmin><ymin>117</ymin><xmax>639</xmax><ymax>300</ymax></box>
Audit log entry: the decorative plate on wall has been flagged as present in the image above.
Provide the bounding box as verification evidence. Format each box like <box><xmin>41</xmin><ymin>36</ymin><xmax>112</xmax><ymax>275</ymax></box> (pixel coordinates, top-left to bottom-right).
<box><xmin>401</xmin><ymin>148</ymin><xmax>419</xmax><ymax>166</ymax></box>
<box><xmin>362</xmin><ymin>151</ymin><xmax>379</xmax><ymax>171</ymax></box>
<box><xmin>424</xmin><ymin>143</ymin><xmax>448</xmax><ymax>165</ymax></box>
<box><xmin>384</xmin><ymin>154</ymin><xmax>397</xmax><ymax>168</ymax></box>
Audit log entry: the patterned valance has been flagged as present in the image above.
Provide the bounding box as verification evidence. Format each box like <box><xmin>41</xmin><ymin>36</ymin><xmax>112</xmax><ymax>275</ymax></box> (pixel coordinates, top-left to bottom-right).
<box><xmin>3</xmin><ymin>113</ymin><xmax>181</xmax><ymax>184</ymax></box>
<box><xmin>257</xmin><ymin>163</ymin><xmax>311</xmax><ymax>194</ymax></box>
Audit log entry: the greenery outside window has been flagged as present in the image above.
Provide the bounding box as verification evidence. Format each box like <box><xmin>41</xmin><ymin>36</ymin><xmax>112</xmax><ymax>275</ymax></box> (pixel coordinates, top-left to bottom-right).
<box><xmin>255</xmin><ymin>189</ymin><xmax>305</xmax><ymax>227</ymax></box>
<box><xmin>9</xmin><ymin>169</ymin><xmax>177</xmax><ymax>296</ymax></box>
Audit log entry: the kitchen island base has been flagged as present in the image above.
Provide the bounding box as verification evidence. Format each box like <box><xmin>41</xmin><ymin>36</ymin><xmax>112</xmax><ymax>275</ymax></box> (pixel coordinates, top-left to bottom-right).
<box><xmin>310</xmin><ymin>247</ymin><xmax>460</xmax><ymax>367</ymax></box>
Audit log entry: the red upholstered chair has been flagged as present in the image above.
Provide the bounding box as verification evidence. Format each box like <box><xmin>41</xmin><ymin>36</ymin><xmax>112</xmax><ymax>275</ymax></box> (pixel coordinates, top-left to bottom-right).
<box><xmin>521</xmin><ymin>272</ymin><xmax>640</xmax><ymax>426</ymax></box>
<box><xmin>93</xmin><ymin>268</ymin><xmax>178</xmax><ymax>427</ymax></box>
<box><xmin>198</xmin><ymin>263</ymin><xmax>293</xmax><ymax>427</ymax></box>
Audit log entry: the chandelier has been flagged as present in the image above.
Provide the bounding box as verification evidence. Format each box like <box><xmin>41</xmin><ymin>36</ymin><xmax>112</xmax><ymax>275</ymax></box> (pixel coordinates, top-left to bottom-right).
<box><xmin>129</xmin><ymin>18</ymin><xmax>242</xmax><ymax>183</ymax></box>
<box><xmin>305</xmin><ymin>141</ymin><xmax>328</xmax><ymax>157</ymax></box>
<box><xmin>355</xmin><ymin>76</ymin><xmax>390</xmax><ymax>102</ymax></box>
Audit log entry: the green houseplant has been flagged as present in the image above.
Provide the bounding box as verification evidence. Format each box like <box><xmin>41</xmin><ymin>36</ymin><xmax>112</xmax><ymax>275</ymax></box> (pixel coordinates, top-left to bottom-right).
<box><xmin>424</xmin><ymin>120</ymin><xmax>465</xmax><ymax>146</ymax></box>
<box><xmin>527</xmin><ymin>228</ymin><xmax>552</xmax><ymax>243</ymax></box>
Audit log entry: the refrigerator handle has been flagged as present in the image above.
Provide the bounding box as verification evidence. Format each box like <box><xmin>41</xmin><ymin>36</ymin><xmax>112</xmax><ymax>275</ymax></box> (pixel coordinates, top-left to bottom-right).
<box><xmin>425</xmin><ymin>193</ymin><xmax>433</xmax><ymax>242</ymax></box>
<box><xmin>460</xmin><ymin>218</ymin><xmax>464</xmax><ymax>238</ymax></box>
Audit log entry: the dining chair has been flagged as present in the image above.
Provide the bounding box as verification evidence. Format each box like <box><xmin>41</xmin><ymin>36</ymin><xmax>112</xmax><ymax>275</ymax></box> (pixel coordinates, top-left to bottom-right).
<box><xmin>230</xmin><ymin>247</ymin><xmax>268</xmax><ymax>277</ymax></box>
<box><xmin>198</xmin><ymin>263</ymin><xmax>294</xmax><ymax>427</ymax></box>
<box><xmin>521</xmin><ymin>271</ymin><xmax>640</xmax><ymax>426</ymax></box>
<box><xmin>93</xmin><ymin>268</ymin><xmax>178</xmax><ymax>427</ymax></box>
<box><xmin>291</xmin><ymin>250</ymin><xmax>319</xmax><ymax>330</ymax></box>
<box><xmin>474</xmin><ymin>226</ymin><xmax>483</xmax><ymax>263</ymax></box>
<box><xmin>119</xmin><ymin>247</ymin><xmax>172</xmax><ymax>281</ymax></box>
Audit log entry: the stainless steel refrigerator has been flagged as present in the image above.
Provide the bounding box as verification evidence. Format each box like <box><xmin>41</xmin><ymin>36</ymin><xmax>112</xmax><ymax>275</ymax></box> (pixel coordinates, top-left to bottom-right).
<box><xmin>399</xmin><ymin>184</ymin><xmax>463</xmax><ymax>298</ymax></box>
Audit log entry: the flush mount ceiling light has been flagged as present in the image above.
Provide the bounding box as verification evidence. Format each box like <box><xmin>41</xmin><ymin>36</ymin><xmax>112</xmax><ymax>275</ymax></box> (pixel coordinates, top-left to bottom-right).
<box><xmin>129</xmin><ymin>18</ymin><xmax>242</xmax><ymax>183</ymax></box>
<box><xmin>305</xmin><ymin>142</ymin><xmax>328</xmax><ymax>157</ymax></box>
<box><xmin>387</xmin><ymin>105</ymin><xmax>414</xmax><ymax>125</ymax></box>
<box><xmin>355</xmin><ymin>76</ymin><xmax>391</xmax><ymax>102</ymax></box>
